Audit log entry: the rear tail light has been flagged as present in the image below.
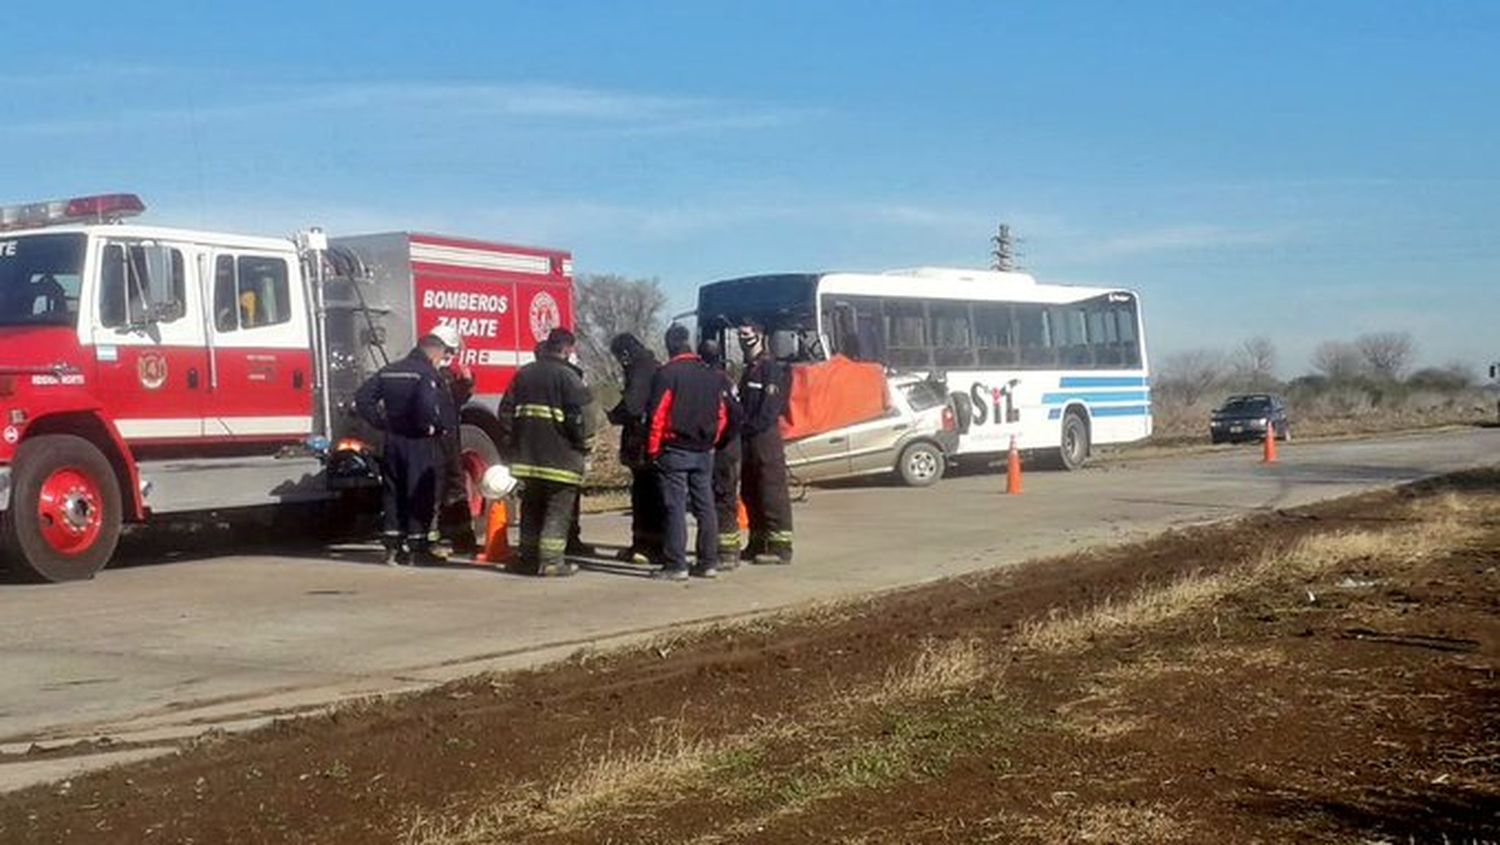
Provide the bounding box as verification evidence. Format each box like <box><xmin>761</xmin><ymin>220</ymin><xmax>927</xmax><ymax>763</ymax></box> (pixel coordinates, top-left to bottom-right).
<box><xmin>941</xmin><ymin>406</ymin><xmax>956</xmax><ymax>432</ymax></box>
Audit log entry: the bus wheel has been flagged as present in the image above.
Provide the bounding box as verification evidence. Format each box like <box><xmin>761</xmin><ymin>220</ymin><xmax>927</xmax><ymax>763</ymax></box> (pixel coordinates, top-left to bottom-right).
<box><xmin>897</xmin><ymin>441</ymin><xmax>945</xmax><ymax>487</ymax></box>
<box><xmin>1057</xmin><ymin>411</ymin><xmax>1090</xmax><ymax>471</ymax></box>
<box><xmin>1</xmin><ymin>435</ymin><xmax>123</xmax><ymax>583</ymax></box>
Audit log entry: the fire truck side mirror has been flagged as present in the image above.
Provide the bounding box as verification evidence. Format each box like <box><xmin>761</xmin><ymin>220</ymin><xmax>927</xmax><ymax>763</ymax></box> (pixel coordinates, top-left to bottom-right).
<box><xmin>1490</xmin><ymin>363</ymin><xmax>1498</xmax><ymax>380</ymax></box>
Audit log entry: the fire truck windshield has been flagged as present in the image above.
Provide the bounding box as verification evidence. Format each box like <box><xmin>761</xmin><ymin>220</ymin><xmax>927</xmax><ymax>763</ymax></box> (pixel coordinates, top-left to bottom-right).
<box><xmin>0</xmin><ymin>233</ymin><xmax>85</xmax><ymax>328</ymax></box>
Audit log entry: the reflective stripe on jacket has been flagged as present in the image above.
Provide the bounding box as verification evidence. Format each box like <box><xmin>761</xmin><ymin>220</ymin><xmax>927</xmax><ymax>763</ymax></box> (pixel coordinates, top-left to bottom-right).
<box><xmin>497</xmin><ymin>354</ymin><xmax>594</xmax><ymax>486</ymax></box>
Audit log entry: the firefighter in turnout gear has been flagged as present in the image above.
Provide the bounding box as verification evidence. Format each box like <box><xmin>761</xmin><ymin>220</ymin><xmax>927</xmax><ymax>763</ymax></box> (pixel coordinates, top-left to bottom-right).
<box><xmin>355</xmin><ymin>333</ymin><xmax>455</xmax><ymax>566</ymax></box>
<box><xmin>498</xmin><ymin>328</ymin><xmax>594</xmax><ymax>576</ymax></box>
<box><xmin>699</xmin><ymin>339</ymin><xmax>745</xmax><ymax>567</ymax></box>
<box><xmin>737</xmin><ymin>324</ymin><xmax>794</xmax><ymax>565</ymax></box>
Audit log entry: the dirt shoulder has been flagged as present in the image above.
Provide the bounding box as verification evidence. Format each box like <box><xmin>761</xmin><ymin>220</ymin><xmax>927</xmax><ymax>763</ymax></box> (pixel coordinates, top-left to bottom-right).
<box><xmin>3</xmin><ymin>471</ymin><xmax>1498</xmax><ymax>844</ymax></box>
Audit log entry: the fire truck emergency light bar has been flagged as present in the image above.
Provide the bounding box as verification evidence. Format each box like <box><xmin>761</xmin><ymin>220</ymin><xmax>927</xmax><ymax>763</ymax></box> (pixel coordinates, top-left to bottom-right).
<box><xmin>0</xmin><ymin>193</ymin><xmax>146</xmax><ymax>231</ymax></box>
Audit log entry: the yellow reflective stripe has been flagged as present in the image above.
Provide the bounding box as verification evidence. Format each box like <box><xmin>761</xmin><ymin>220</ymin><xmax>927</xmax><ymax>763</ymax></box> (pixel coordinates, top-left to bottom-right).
<box><xmin>515</xmin><ymin>404</ymin><xmax>567</xmax><ymax>422</ymax></box>
<box><xmin>510</xmin><ymin>464</ymin><xmax>584</xmax><ymax>485</ymax></box>
<box><xmin>539</xmin><ymin>539</ymin><xmax>568</xmax><ymax>551</ymax></box>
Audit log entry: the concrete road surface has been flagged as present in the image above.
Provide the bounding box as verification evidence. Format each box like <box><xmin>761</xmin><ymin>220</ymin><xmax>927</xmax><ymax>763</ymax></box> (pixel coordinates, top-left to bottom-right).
<box><xmin>1</xmin><ymin>428</ymin><xmax>1495</xmax><ymax>789</ymax></box>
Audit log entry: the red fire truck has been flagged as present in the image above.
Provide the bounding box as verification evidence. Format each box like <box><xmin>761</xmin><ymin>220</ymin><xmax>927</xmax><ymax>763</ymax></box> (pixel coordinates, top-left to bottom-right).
<box><xmin>0</xmin><ymin>194</ymin><xmax>573</xmax><ymax>582</ymax></box>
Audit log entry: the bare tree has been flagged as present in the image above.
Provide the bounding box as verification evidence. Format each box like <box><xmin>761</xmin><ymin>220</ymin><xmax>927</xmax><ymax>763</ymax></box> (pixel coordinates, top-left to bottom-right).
<box><xmin>573</xmin><ymin>274</ymin><xmax>669</xmax><ymax>387</ymax></box>
<box><xmin>1156</xmin><ymin>348</ymin><xmax>1228</xmax><ymax>406</ymax></box>
<box><xmin>1231</xmin><ymin>336</ymin><xmax>1277</xmax><ymax>389</ymax></box>
<box><xmin>1311</xmin><ymin>340</ymin><xmax>1364</xmax><ymax>382</ymax></box>
<box><xmin>1354</xmin><ymin>331</ymin><xmax>1415</xmax><ymax>381</ymax></box>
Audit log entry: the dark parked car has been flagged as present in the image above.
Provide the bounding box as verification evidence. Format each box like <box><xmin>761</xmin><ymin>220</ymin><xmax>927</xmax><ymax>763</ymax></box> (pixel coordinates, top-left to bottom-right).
<box><xmin>1209</xmin><ymin>394</ymin><xmax>1290</xmax><ymax>444</ymax></box>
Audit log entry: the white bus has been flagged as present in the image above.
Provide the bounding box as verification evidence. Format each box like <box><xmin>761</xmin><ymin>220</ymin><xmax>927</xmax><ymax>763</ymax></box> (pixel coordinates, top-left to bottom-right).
<box><xmin>696</xmin><ymin>267</ymin><xmax>1151</xmax><ymax>469</ymax></box>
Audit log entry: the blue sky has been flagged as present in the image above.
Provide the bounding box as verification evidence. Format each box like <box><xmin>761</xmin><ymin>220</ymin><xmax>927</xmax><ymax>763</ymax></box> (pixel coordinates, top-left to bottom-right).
<box><xmin>4</xmin><ymin>1</ymin><xmax>1497</xmax><ymax>374</ymax></box>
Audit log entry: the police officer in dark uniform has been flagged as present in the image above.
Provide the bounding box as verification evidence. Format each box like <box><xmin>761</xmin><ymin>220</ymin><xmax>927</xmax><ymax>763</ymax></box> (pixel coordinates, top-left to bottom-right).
<box><xmin>355</xmin><ymin>332</ymin><xmax>453</xmax><ymax>566</ymax></box>
<box><xmin>699</xmin><ymin>339</ymin><xmax>745</xmax><ymax>568</ymax></box>
<box><xmin>498</xmin><ymin>328</ymin><xmax>594</xmax><ymax>576</ymax></box>
<box><xmin>738</xmin><ymin>324</ymin><xmax>794</xmax><ymax>565</ymax></box>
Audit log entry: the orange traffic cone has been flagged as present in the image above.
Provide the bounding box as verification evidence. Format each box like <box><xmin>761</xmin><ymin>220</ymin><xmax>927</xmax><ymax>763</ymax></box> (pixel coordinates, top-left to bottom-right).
<box><xmin>1262</xmin><ymin>419</ymin><xmax>1279</xmax><ymax>464</ymax></box>
<box><xmin>1006</xmin><ymin>435</ymin><xmax>1023</xmax><ymax>495</ymax></box>
<box><xmin>737</xmin><ymin>499</ymin><xmax>749</xmax><ymax>532</ymax></box>
<box><xmin>475</xmin><ymin>499</ymin><xmax>512</xmax><ymax>564</ymax></box>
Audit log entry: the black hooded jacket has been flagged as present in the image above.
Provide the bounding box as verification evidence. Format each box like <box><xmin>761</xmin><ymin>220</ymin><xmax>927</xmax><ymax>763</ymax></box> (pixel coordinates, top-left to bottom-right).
<box><xmin>606</xmin><ymin>336</ymin><xmax>661</xmax><ymax>468</ymax></box>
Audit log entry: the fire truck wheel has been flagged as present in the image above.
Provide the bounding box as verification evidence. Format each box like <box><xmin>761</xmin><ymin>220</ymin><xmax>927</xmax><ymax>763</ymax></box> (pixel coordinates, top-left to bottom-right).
<box><xmin>2</xmin><ymin>435</ymin><xmax>123</xmax><ymax>583</ymax></box>
<box><xmin>459</xmin><ymin>423</ymin><xmax>502</xmax><ymax>528</ymax></box>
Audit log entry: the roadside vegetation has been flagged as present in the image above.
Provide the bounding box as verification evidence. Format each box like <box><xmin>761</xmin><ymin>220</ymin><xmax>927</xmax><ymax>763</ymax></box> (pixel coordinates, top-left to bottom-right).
<box><xmin>5</xmin><ymin>470</ymin><xmax>1497</xmax><ymax>844</ymax></box>
<box><xmin>1152</xmin><ymin>332</ymin><xmax>1496</xmax><ymax>442</ymax></box>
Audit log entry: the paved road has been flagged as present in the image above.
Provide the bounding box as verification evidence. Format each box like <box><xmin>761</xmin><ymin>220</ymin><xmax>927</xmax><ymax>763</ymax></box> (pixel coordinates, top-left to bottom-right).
<box><xmin>1</xmin><ymin>428</ymin><xmax>1495</xmax><ymax>789</ymax></box>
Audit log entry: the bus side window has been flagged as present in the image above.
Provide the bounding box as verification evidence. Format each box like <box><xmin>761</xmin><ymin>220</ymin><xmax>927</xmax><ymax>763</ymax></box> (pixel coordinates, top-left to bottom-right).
<box><xmin>1053</xmin><ymin>307</ymin><xmax>1091</xmax><ymax>368</ymax></box>
<box><xmin>823</xmin><ymin>298</ymin><xmax>861</xmax><ymax>360</ymax></box>
<box><xmin>1115</xmin><ymin>303</ymin><xmax>1141</xmax><ymax>367</ymax></box>
<box><xmin>974</xmin><ymin>302</ymin><xmax>1016</xmax><ymax>367</ymax></box>
<box><xmin>1018</xmin><ymin>305</ymin><xmax>1054</xmax><ymax>368</ymax></box>
<box><xmin>853</xmin><ymin>300</ymin><xmax>884</xmax><ymax>364</ymax></box>
<box><xmin>929</xmin><ymin>301</ymin><xmax>974</xmax><ymax>368</ymax></box>
<box><xmin>883</xmin><ymin>298</ymin><xmax>931</xmax><ymax>369</ymax></box>
<box><xmin>1089</xmin><ymin>305</ymin><xmax>1122</xmax><ymax>368</ymax></box>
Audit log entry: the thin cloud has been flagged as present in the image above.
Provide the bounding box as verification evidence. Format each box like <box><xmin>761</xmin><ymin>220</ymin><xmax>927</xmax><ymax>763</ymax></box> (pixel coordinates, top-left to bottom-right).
<box><xmin>10</xmin><ymin>80</ymin><xmax>809</xmax><ymax>138</ymax></box>
<box><xmin>1089</xmin><ymin>224</ymin><xmax>1286</xmax><ymax>258</ymax></box>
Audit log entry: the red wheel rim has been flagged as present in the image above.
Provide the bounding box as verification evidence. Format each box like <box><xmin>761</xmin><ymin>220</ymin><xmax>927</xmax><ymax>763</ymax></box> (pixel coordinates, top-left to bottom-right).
<box><xmin>37</xmin><ymin>466</ymin><xmax>104</xmax><ymax>556</ymax></box>
<box><xmin>460</xmin><ymin>450</ymin><xmax>489</xmax><ymax>518</ymax></box>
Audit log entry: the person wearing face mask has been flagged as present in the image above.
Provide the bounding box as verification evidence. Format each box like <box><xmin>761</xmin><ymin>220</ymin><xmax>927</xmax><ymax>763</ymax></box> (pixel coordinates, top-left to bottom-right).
<box><xmin>737</xmin><ymin>324</ymin><xmax>794</xmax><ymax>565</ymax></box>
<box><xmin>355</xmin><ymin>332</ymin><xmax>455</xmax><ymax>566</ymax></box>
<box><xmin>606</xmin><ymin>333</ymin><xmax>664</xmax><ymax>565</ymax></box>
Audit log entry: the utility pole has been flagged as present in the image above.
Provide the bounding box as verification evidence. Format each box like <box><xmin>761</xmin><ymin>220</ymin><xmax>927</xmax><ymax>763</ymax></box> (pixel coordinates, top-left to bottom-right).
<box><xmin>991</xmin><ymin>223</ymin><xmax>1018</xmax><ymax>272</ymax></box>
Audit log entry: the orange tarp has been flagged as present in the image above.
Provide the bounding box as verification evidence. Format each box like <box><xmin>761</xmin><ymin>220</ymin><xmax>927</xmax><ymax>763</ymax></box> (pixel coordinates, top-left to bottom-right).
<box><xmin>779</xmin><ymin>356</ymin><xmax>889</xmax><ymax>441</ymax></box>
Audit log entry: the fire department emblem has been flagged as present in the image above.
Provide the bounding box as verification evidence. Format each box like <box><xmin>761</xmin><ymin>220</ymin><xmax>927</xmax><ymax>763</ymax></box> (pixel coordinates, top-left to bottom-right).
<box><xmin>137</xmin><ymin>353</ymin><xmax>168</xmax><ymax>390</ymax></box>
<box><xmin>529</xmin><ymin>291</ymin><xmax>561</xmax><ymax>343</ymax></box>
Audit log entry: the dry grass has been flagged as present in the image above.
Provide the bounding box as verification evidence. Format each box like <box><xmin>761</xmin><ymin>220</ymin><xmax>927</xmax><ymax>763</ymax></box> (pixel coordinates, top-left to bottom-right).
<box><xmin>407</xmin><ymin>487</ymin><xmax>1497</xmax><ymax>844</ymax></box>
<box><xmin>867</xmin><ymin>637</ymin><xmax>992</xmax><ymax>706</ymax></box>
<box><xmin>402</xmin><ymin>721</ymin><xmax>767</xmax><ymax>844</ymax></box>
<box><xmin>1052</xmin><ymin>801</ymin><xmax>1194</xmax><ymax>844</ymax></box>
<box><xmin>1016</xmin><ymin>496</ymin><xmax>1484</xmax><ymax>655</ymax></box>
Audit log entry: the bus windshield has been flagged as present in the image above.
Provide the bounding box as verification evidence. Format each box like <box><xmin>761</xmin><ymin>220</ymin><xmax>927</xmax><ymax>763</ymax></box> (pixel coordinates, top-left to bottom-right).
<box><xmin>697</xmin><ymin>274</ymin><xmax>818</xmax><ymax>335</ymax></box>
<box><xmin>0</xmin><ymin>233</ymin><xmax>86</xmax><ymax>328</ymax></box>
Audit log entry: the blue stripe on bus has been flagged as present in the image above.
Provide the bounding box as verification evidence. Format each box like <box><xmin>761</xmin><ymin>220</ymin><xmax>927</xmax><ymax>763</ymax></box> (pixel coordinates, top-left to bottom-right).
<box><xmin>1048</xmin><ymin>404</ymin><xmax>1151</xmax><ymax>420</ymax></box>
<box><xmin>1041</xmin><ymin>390</ymin><xmax>1149</xmax><ymax>404</ymax></box>
<box><xmin>1058</xmin><ymin>376</ymin><xmax>1149</xmax><ymax>388</ymax></box>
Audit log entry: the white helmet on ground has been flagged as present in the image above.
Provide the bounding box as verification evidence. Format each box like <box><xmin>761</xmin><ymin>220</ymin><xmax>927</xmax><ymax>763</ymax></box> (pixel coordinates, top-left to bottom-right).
<box><xmin>480</xmin><ymin>464</ymin><xmax>518</xmax><ymax>498</ymax></box>
<box><xmin>427</xmin><ymin>324</ymin><xmax>462</xmax><ymax>352</ymax></box>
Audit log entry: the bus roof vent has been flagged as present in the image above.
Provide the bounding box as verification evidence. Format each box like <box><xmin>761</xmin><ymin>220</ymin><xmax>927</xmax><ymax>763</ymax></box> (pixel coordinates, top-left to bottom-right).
<box><xmin>880</xmin><ymin>266</ymin><xmax>1036</xmax><ymax>284</ymax></box>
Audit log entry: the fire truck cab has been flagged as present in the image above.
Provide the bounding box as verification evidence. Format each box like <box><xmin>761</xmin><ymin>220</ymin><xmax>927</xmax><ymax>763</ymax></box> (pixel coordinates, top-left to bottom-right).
<box><xmin>0</xmin><ymin>194</ymin><xmax>573</xmax><ymax>583</ymax></box>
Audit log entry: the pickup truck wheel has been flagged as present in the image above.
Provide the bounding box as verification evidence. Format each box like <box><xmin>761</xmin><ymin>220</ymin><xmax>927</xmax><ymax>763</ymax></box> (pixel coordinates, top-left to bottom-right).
<box><xmin>2</xmin><ymin>435</ymin><xmax>122</xmax><ymax>583</ymax></box>
<box><xmin>897</xmin><ymin>441</ymin><xmax>945</xmax><ymax>488</ymax></box>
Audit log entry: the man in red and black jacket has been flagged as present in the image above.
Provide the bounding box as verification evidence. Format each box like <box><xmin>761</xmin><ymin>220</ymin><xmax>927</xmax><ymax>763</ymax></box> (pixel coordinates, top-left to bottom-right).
<box><xmin>645</xmin><ymin>325</ymin><xmax>730</xmax><ymax>580</ymax></box>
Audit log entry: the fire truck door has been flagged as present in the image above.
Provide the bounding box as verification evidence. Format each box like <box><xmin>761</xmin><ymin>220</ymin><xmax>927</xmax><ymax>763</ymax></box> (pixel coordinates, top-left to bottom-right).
<box><xmin>90</xmin><ymin>240</ymin><xmax>210</xmax><ymax>442</ymax></box>
<box><xmin>204</xmin><ymin>251</ymin><xmax>314</xmax><ymax>442</ymax></box>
